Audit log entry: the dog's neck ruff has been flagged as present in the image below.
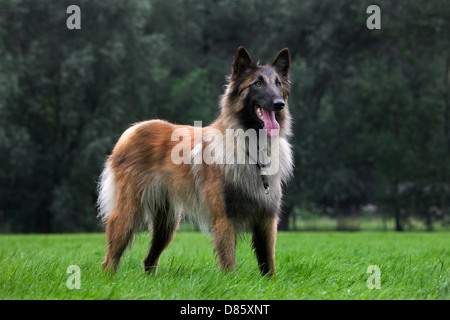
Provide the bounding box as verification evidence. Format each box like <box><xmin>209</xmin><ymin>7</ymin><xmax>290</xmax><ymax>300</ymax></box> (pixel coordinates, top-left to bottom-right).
<box><xmin>257</xmin><ymin>162</ymin><xmax>270</xmax><ymax>194</ymax></box>
<box><xmin>244</xmin><ymin>148</ymin><xmax>270</xmax><ymax>194</ymax></box>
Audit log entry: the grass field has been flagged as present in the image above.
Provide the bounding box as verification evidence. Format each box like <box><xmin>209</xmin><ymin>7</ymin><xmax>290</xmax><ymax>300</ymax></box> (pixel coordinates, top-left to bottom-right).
<box><xmin>0</xmin><ymin>232</ymin><xmax>448</xmax><ymax>300</ymax></box>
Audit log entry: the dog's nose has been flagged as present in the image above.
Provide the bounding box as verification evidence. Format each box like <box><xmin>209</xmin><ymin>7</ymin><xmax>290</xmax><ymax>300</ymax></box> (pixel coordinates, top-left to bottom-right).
<box><xmin>273</xmin><ymin>99</ymin><xmax>285</xmax><ymax>111</ymax></box>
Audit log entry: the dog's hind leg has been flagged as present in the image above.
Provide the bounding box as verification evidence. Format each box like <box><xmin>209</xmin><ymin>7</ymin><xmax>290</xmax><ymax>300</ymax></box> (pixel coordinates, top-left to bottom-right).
<box><xmin>102</xmin><ymin>186</ymin><xmax>141</xmax><ymax>274</ymax></box>
<box><xmin>143</xmin><ymin>199</ymin><xmax>181</xmax><ymax>274</ymax></box>
<box><xmin>102</xmin><ymin>207</ymin><xmax>138</xmax><ymax>274</ymax></box>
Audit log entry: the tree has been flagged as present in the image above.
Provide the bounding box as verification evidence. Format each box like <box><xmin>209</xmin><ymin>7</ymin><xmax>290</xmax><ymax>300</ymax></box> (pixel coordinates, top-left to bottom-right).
<box><xmin>0</xmin><ymin>0</ymin><xmax>169</xmax><ymax>232</ymax></box>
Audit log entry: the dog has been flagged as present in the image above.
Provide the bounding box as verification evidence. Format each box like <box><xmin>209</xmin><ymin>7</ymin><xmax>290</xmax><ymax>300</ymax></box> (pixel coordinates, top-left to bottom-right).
<box><xmin>97</xmin><ymin>46</ymin><xmax>293</xmax><ymax>276</ymax></box>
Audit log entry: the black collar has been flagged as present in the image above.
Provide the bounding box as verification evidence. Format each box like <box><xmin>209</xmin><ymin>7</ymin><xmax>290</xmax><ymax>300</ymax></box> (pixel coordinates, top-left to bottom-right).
<box><xmin>256</xmin><ymin>161</ymin><xmax>270</xmax><ymax>194</ymax></box>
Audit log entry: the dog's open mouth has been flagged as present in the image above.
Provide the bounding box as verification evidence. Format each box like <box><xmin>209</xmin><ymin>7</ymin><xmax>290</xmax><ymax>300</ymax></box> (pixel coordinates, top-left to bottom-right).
<box><xmin>255</xmin><ymin>105</ymin><xmax>280</xmax><ymax>137</ymax></box>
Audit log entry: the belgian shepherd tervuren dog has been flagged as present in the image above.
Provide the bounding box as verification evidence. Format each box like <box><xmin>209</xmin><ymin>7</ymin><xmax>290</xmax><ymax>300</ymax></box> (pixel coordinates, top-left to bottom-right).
<box><xmin>97</xmin><ymin>46</ymin><xmax>293</xmax><ymax>276</ymax></box>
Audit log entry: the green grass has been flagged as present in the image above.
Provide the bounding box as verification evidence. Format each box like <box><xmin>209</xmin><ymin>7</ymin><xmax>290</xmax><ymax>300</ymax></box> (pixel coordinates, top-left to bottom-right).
<box><xmin>0</xmin><ymin>232</ymin><xmax>448</xmax><ymax>299</ymax></box>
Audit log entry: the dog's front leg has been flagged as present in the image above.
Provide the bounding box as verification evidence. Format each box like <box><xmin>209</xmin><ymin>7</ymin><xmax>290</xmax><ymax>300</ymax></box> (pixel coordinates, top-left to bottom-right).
<box><xmin>252</xmin><ymin>217</ymin><xmax>277</xmax><ymax>277</ymax></box>
<box><xmin>212</xmin><ymin>216</ymin><xmax>236</xmax><ymax>272</ymax></box>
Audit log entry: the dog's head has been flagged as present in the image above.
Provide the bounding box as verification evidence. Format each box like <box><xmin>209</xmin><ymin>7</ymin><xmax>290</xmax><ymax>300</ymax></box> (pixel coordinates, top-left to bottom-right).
<box><xmin>221</xmin><ymin>46</ymin><xmax>292</xmax><ymax>138</ymax></box>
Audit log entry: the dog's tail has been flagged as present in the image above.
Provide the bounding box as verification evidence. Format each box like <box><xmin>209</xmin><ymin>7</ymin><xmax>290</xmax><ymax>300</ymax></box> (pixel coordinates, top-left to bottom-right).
<box><xmin>96</xmin><ymin>160</ymin><xmax>116</xmax><ymax>224</ymax></box>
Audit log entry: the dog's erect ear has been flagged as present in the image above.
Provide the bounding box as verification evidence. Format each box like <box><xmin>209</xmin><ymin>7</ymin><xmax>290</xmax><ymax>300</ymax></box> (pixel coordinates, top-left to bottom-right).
<box><xmin>232</xmin><ymin>46</ymin><xmax>254</xmax><ymax>77</ymax></box>
<box><xmin>271</xmin><ymin>48</ymin><xmax>290</xmax><ymax>79</ymax></box>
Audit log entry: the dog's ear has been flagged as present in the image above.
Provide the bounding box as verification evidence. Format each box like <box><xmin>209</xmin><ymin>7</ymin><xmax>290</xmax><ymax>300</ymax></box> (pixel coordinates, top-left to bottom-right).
<box><xmin>271</xmin><ymin>48</ymin><xmax>290</xmax><ymax>80</ymax></box>
<box><xmin>232</xmin><ymin>46</ymin><xmax>254</xmax><ymax>77</ymax></box>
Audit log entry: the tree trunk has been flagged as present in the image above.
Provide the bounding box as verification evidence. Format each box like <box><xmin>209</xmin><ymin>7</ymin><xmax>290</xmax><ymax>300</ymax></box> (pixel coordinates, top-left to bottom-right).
<box><xmin>278</xmin><ymin>203</ymin><xmax>291</xmax><ymax>231</ymax></box>
<box><xmin>394</xmin><ymin>206</ymin><xmax>403</xmax><ymax>231</ymax></box>
<box><xmin>444</xmin><ymin>54</ymin><xmax>450</xmax><ymax>153</ymax></box>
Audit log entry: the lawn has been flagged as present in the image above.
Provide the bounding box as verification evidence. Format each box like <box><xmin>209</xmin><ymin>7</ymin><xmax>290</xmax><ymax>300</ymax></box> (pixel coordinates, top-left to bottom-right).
<box><xmin>0</xmin><ymin>232</ymin><xmax>448</xmax><ymax>300</ymax></box>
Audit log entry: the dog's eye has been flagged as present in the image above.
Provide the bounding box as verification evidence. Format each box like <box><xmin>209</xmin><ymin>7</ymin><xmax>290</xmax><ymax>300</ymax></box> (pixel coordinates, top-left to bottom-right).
<box><xmin>275</xmin><ymin>79</ymin><xmax>282</xmax><ymax>86</ymax></box>
<box><xmin>255</xmin><ymin>81</ymin><xmax>262</xmax><ymax>87</ymax></box>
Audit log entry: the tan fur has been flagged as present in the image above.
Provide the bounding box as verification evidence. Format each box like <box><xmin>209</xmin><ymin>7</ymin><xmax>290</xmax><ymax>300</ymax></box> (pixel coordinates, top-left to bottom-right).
<box><xmin>98</xmin><ymin>47</ymin><xmax>293</xmax><ymax>275</ymax></box>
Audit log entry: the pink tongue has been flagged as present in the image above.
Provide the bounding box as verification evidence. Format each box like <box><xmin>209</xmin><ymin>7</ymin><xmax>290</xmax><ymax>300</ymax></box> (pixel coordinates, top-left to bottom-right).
<box><xmin>260</xmin><ymin>108</ymin><xmax>280</xmax><ymax>137</ymax></box>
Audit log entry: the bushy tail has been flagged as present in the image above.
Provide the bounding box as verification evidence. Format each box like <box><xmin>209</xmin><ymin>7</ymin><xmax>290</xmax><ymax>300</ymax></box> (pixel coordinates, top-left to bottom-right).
<box><xmin>96</xmin><ymin>161</ymin><xmax>116</xmax><ymax>224</ymax></box>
